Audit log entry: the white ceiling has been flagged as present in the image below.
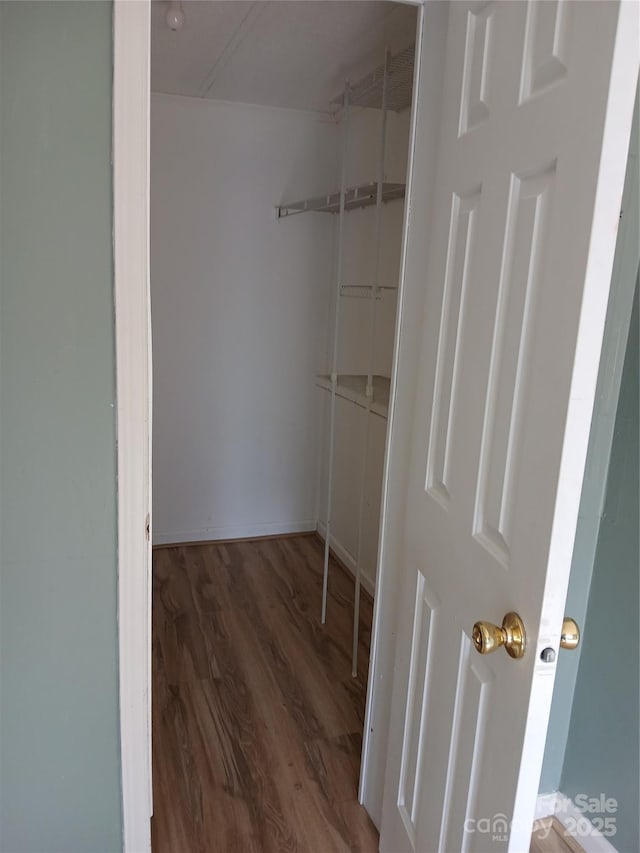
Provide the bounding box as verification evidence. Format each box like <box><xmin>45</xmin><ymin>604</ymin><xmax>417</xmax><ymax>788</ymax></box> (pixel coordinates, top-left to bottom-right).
<box><xmin>151</xmin><ymin>1</ymin><xmax>417</xmax><ymax>113</ymax></box>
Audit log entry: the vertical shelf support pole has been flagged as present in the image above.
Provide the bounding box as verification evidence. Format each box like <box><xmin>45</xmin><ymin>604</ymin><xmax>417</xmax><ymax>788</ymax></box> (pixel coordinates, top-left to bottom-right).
<box><xmin>366</xmin><ymin>51</ymin><xmax>389</xmax><ymax>402</ymax></box>
<box><xmin>351</xmin><ymin>52</ymin><xmax>389</xmax><ymax>676</ymax></box>
<box><xmin>321</xmin><ymin>85</ymin><xmax>351</xmax><ymax>624</ymax></box>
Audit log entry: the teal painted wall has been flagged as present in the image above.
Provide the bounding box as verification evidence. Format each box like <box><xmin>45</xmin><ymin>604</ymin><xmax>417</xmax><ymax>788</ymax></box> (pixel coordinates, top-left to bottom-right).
<box><xmin>561</xmin><ymin>280</ymin><xmax>639</xmax><ymax>853</ymax></box>
<box><xmin>539</xmin><ymin>90</ymin><xmax>639</xmax><ymax>796</ymax></box>
<box><xmin>0</xmin><ymin>3</ymin><xmax>122</xmax><ymax>851</ymax></box>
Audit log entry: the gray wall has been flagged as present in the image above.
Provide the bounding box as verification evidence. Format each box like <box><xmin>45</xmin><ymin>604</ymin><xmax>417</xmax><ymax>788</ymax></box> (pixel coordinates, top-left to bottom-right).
<box><xmin>0</xmin><ymin>3</ymin><xmax>122</xmax><ymax>851</ymax></box>
<box><xmin>561</xmin><ymin>280</ymin><xmax>639</xmax><ymax>853</ymax></box>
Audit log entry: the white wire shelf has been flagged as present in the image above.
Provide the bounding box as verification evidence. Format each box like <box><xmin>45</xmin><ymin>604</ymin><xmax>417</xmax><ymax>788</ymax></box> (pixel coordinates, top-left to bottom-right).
<box><xmin>276</xmin><ymin>182</ymin><xmax>405</xmax><ymax>219</ymax></box>
<box><xmin>340</xmin><ymin>284</ymin><xmax>398</xmax><ymax>299</ymax></box>
<box><xmin>332</xmin><ymin>44</ymin><xmax>415</xmax><ymax>113</ymax></box>
<box><xmin>316</xmin><ymin>373</ymin><xmax>390</xmax><ymax>419</ymax></box>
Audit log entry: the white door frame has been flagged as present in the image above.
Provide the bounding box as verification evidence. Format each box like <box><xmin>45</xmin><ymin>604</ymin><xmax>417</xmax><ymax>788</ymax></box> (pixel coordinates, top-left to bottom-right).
<box><xmin>114</xmin><ymin>1</ymin><xmax>152</xmax><ymax>851</ymax></box>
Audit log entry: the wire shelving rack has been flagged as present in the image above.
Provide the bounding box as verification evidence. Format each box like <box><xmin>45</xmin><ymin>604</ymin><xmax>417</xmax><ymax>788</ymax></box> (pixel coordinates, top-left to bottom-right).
<box><xmin>276</xmin><ymin>43</ymin><xmax>415</xmax><ymax>678</ymax></box>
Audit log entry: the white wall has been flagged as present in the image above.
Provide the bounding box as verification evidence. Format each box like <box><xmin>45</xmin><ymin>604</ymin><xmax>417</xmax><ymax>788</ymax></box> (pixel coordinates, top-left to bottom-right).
<box><xmin>151</xmin><ymin>94</ymin><xmax>338</xmax><ymax>543</ymax></box>
<box><xmin>151</xmin><ymin>93</ymin><xmax>410</xmax><ymax>591</ymax></box>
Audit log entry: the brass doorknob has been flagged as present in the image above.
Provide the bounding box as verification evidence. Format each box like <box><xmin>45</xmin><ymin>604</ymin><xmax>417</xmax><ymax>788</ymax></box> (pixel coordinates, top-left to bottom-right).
<box><xmin>560</xmin><ymin>617</ymin><xmax>580</xmax><ymax>650</ymax></box>
<box><xmin>472</xmin><ymin>612</ymin><xmax>526</xmax><ymax>659</ymax></box>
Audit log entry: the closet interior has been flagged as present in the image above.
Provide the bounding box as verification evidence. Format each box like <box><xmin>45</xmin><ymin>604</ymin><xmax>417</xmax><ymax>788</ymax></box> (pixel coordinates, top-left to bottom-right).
<box><xmin>152</xmin><ymin>1</ymin><xmax>416</xmax><ymax>668</ymax></box>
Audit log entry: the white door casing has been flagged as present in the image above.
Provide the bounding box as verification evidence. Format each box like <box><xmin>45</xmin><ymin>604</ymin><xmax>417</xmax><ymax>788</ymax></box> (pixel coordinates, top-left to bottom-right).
<box><xmin>114</xmin><ymin>1</ymin><xmax>152</xmax><ymax>851</ymax></box>
<box><xmin>378</xmin><ymin>2</ymin><xmax>638</xmax><ymax>852</ymax></box>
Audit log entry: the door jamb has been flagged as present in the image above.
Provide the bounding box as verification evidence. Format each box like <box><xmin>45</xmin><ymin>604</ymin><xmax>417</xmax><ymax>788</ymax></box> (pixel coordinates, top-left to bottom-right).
<box><xmin>114</xmin><ymin>1</ymin><xmax>152</xmax><ymax>851</ymax></box>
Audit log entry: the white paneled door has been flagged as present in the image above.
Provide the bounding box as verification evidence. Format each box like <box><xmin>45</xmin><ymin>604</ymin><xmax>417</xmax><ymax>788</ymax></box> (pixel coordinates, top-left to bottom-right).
<box><xmin>380</xmin><ymin>2</ymin><xmax>637</xmax><ymax>852</ymax></box>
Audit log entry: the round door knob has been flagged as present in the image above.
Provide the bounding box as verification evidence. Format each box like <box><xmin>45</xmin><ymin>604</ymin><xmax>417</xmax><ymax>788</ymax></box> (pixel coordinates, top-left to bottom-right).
<box><xmin>472</xmin><ymin>611</ymin><xmax>526</xmax><ymax>659</ymax></box>
<box><xmin>560</xmin><ymin>617</ymin><xmax>580</xmax><ymax>650</ymax></box>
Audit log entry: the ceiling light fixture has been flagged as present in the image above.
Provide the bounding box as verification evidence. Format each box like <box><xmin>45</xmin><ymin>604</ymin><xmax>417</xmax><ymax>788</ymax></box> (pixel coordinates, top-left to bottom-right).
<box><xmin>165</xmin><ymin>1</ymin><xmax>185</xmax><ymax>31</ymax></box>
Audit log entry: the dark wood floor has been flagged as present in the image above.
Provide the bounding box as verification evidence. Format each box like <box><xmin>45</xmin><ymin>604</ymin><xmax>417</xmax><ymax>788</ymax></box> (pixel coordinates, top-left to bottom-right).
<box><xmin>151</xmin><ymin>533</ymin><xmax>379</xmax><ymax>852</ymax></box>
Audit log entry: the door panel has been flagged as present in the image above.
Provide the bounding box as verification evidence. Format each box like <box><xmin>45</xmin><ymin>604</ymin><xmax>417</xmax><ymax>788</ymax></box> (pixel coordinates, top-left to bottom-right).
<box><xmin>378</xmin><ymin>1</ymin><xmax>638</xmax><ymax>851</ymax></box>
<box><xmin>396</xmin><ymin>572</ymin><xmax>439</xmax><ymax>846</ymax></box>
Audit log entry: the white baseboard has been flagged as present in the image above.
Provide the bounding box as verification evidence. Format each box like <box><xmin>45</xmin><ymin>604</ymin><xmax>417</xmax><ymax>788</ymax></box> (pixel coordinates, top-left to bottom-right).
<box><xmin>153</xmin><ymin>519</ymin><xmax>317</xmax><ymax>547</ymax></box>
<box><xmin>535</xmin><ymin>792</ymin><xmax>618</xmax><ymax>853</ymax></box>
<box><xmin>316</xmin><ymin>521</ymin><xmax>376</xmax><ymax>597</ymax></box>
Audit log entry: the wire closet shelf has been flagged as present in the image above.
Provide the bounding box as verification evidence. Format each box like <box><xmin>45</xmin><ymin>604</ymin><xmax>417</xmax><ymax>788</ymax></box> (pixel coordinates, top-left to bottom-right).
<box><xmin>274</xmin><ymin>42</ymin><xmax>415</xmax><ymax>679</ymax></box>
<box><xmin>275</xmin><ymin>182</ymin><xmax>405</xmax><ymax>219</ymax></box>
<box><xmin>275</xmin><ymin>44</ymin><xmax>414</xmax><ymax>219</ymax></box>
<box><xmin>332</xmin><ymin>43</ymin><xmax>415</xmax><ymax>112</ymax></box>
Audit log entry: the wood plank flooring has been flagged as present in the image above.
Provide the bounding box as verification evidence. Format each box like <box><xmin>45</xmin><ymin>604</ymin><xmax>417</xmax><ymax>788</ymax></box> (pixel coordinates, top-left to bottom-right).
<box><xmin>151</xmin><ymin>533</ymin><xmax>379</xmax><ymax>853</ymax></box>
